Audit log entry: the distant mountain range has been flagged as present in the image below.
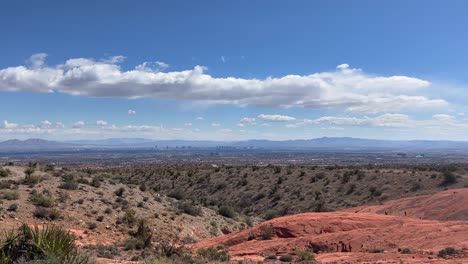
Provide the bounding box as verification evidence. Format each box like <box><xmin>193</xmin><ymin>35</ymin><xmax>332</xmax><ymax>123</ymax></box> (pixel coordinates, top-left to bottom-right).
<box><xmin>1</xmin><ymin>137</ymin><xmax>468</xmax><ymax>152</ymax></box>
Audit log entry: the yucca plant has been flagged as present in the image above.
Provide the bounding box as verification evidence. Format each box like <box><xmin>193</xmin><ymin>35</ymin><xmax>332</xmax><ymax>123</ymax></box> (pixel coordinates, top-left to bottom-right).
<box><xmin>0</xmin><ymin>224</ymin><xmax>94</xmax><ymax>264</ymax></box>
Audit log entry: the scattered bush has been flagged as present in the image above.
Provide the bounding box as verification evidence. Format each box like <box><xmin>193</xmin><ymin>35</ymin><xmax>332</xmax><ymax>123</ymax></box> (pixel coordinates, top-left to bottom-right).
<box><xmin>33</xmin><ymin>207</ymin><xmax>62</xmax><ymax>220</ymax></box>
<box><xmin>29</xmin><ymin>192</ymin><xmax>55</xmax><ymax>207</ymax></box>
<box><xmin>369</xmin><ymin>248</ymin><xmax>385</xmax><ymax>253</ymax></box>
<box><xmin>438</xmin><ymin>247</ymin><xmax>458</xmax><ymax>258</ymax></box>
<box><xmin>295</xmin><ymin>248</ymin><xmax>316</xmax><ymax>262</ymax></box>
<box><xmin>218</xmin><ymin>205</ymin><xmax>235</xmax><ymax>218</ymax></box>
<box><xmin>279</xmin><ymin>255</ymin><xmax>293</xmax><ymax>262</ymax></box>
<box><xmin>259</xmin><ymin>224</ymin><xmax>275</xmax><ymax>240</ymax></box>
<box><xmin>7</xmin><ymin>203</ymin><xmax>18</xmax><ymax>212</ymax></box>
<box><xmin>441</xmin><ymin>171</ymin><xmax>457</xmax><ymax>186</ymax></box>
<box><xmin>60</xmin><ymin>174</ymin><xmax>79</xmax><ymax>190</ymax></box>
<box><xmin>114</xmin><ymin>187</ymin><xmax>125</xmax><ymax>197</ymax></box>
<box><xmin>177</xmin><ymin>201</ymin><xmax>203</xmax><ymax>216</ymax></box>
<box><xmin>197</xmin><ymin>246</ymin><xmax>230</xmax><ymax>262</ymax></box>
<box><xmin>167</xmin><ymin>189</ymin><xmax>185</xmax><ymax>200</ymax></box>
<box><xmin>2</xmin><ymin>190</ymin><xmax>19</xmax><ymax>200</ymax></box>
<box><xmin>400</xmin><ymin>248</ymin><xmax>413</xmax><ymax>254</ymax></box>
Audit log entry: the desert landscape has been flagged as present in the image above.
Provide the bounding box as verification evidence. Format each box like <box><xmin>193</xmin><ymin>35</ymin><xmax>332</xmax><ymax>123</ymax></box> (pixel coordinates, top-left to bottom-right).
<box><xmin>2</xmin><ymin>1</ymin><xmax>468</xmax><ymax>263</ymax></box>
<box><xmin>1</xmin><ymin>161</ymin><xmax>467</xmax><ymax>263</ymax></box>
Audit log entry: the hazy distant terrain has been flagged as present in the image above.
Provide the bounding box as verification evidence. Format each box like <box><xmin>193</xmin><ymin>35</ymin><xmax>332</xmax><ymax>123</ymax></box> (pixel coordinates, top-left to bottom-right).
<box><xmin>2</xmin><ymin>137</ymin><xmax>468</xmax><ymax>152</ymax></box>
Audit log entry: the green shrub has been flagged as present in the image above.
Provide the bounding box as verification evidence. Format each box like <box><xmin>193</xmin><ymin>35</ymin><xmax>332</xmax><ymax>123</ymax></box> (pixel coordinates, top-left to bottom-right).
<box><xmin>295</xmin><ymin>248</ymin><xmax>316</xmax><ymax>262</ymax></box>
<box><xmin>33</xmin><ymin>208</ymin><xmax>62</xmax><ymax>220</ymax></box>
<box><xmin>264</xmin><ymin>210</ymin><xmax>279</xmax><ymax>220</ymax></box>
<box><xmin>0</xmin><ymin>224</ymin><xmax>94</xmax><ymax>264</ymax></box>
<box><xmin>279</xmin><ymin>255</ymin><xmax>293</xmax><ymax>262</ymax></box>
<box><xmin>0</xmin><ymin>168</ymin><xmax>10</xmax><ymax>178</ymax></box>
<box><xmin>60</xmin><ymin>174</ymin><xmax>79</xmax><ymax>190</ymax></box>
<box><xmin>2</xmin><ymin>191</ymin><xmax>19</xmax><ymax>200</ymax></box>
<box><xmin>177</xmin><ymin>201</ymin><xmax>203</xmax><ymax>216</ymax></box>
<box><xmin>369</xmin><ymin>248</ymin><xmax>384</xmax><ymax>253</ymax></box>
<box><xmin>29</xmin><ymin>192</ymin><xmax>55</xmax><ymax>207</ymax></box>
<box><xmin>167</xmin><ymin>189</ymin><xmax>185</xmax><ymax>200</ymax></box>
<box><xmin>24</xmin><ymin>174</ymin><xmax>42</xmax><ymax>186</ymax></box>
<box><xmin>438</xmin><ymin>247</ymin><xmax>458</xmax><ymax>258</ymax></box>
<box><xmin>114</xmin><ymin>187</ymin><xmax>125</xmax><ymax>197</ymax></box>
<box><xmin>7</xmin><ymin>203</ymin><xmax>18</xmax><ymax>212</ymax></box>
<box><xmin>259</xmin><ymin>224</ymin><xmax>275</xmax><ymax>240</ymax></box>
<box><xmin>121</xmin><ymin>209</ymin><xmax>137</xmax><ymax>226</ymax></box>
<box><xmin>197</xmin><ymin>246</ymin><xmax>230</xmax><ymax>262</ymax></box>
<box><xmin>441</xmin><ymin>171</ymin><xmax>457</xmax><ymax>186</ymax></box>
<box><xmin>218</xmin><ymin>205</ymin><xmax>235</xmax><ymax>218</ymax></box>
<box><xmin>400</xmin><ymin>248</ymin><xmax>412</xmax><ymax>254</ymax></box>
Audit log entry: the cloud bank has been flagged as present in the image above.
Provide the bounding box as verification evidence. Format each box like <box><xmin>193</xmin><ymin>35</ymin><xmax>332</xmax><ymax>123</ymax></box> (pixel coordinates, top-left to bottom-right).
<box><xmin>0</xmin><ymin>54</ymin><xmax>447</xmax><ymax>113</ymax></box>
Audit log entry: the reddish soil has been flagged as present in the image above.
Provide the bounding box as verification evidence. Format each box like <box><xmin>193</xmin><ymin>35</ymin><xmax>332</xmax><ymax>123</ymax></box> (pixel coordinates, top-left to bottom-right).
<box><xmin>342</xmin><ymin>188</ymin><xmax>468</xmax><ymax>221</ymax></box>
<box><xmin>194</xmin><ymin>189</ymin><xmax>468</xmax><ymax>263</ymax></box>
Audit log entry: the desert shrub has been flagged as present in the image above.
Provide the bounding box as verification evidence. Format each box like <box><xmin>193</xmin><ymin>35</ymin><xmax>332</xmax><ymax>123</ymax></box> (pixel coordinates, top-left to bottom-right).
<box><xmin>177</xmin><ymin>201</ymin><xmax>203</xmax><ymax>216</ymax></box>
<box><xmin>438</xmin><ymin>247</ymin><xmax>458</xmax><ymax>258</ymax></box>
<box><xmin>400</xmin><ymin>248</ymin><xmax>412</xmax><ymax>254</ymax></box>
<box><xmin>121</xmin><ymin>209</ymin><xmax>137</xmax><ymax>226</ymax></box>
<box><xmin>114</xmin><ymin>187</ymin><xmax>125</xmax><ymax>197</ymax></box>
<box><xmin>264</xmin><ymin>210</ymin><xmax>279</xmax><ymax>220</ymax></box>
<box><xmin>24</xmin><ymin>174</ymin><xmax>42</xmax><ymax>186</ymax></box>
<box><xmin>29</xmin><ymin>192</ymin><xmax>55</xmax><ymax>207</ymax></box>
<box><xmin>24</xmin><ymin>167</ymin><xmax>35</xmax><ymax>177</ymax></box>
<box><xmin>197</xmin><ymin>246</ymin><xmax>230</xmax><ymax>262</ymax></box>
<box><xmin>0</xmin><ymin>224</ymin><xmax>93</xmax><ymax>264</ymax></box>
<box><xmin>88</xmin><ymin>222</ymin><xmax>98</xmax><ymax>230</ymax></box>
<box><xmin>410</xmin><ymin>182</ymin><xmax>422</xmax><ymax>192</ymax></box>
<box><xmin>2</xmin><ymin>191</ymin><xmax>19</xmax><ymax>200</ymax></box>
<box><xmin>58</xmin><ymin>191</ymin><xmax>70</xmax><ymax>203</ymax></box>
<box><xmin>295</xmin><ymin>248</ymin><xmax>316</xmax><ymax>262</ymax></box>
<box><xmin>264</xmin><ymin>255</ymin><xmax>277</xmax><ymax>260</ymax></box>
<box><xmin>0</xmin><ymin>168</ymin><xmax>10</xmax><ymax>177</ymax></box>
<box><xmin>33</xmin><ymin>208</ymin><xmax>62</xmax><ymax>220</ymax></box>
<box><xmin>259</xmin><ymin>224</ymin><xmax>275</xmax><ymax>240</ymax></box>
<box><xmin>60</xmin><ymin>174</ymin><xmax>79</xmax><ymax>190</ymax></box>
<box><xmin>346</xmin><ymin>183</ymin><xmax>356</xmax><ymax>195</ymax></box>
<box><xmin>279</xmin><ymin>255</ymin><xmax>293</xmax><ymax>262</ymax></box>
<box><xmin>90</xmin><ymin>176</ymin><xmax>102</xmax><ymax>188</ymax></box>
<box><xmin>7</xmin><ymin>204</ymin><xmax>18</xmax><ymax>212</ymax></box>
<box><xmin>95</xmin><ymin>244</ymin><xmax>120</xmax><ymax>259</ymax></box>
<box><xmin>369</xmin><ymin>248</ymin><xmax>384</xmax><ymax>253</ymax></box>
<box><xmin>125</xmin><ymin>219</ymin><xmax>152</xmax><ymax>250</ymax></box>
<box><xmin>218</xmin><ymin>205</ymin><xmax>235</xmax><ymax>218</ymax></box>
<box><xmin>0</xmin><ymin>180</ymin><xmax>11</xmax><ymax>189</ymax></box>
<box><xmin>104</xmin><ymin>208</ymin><xmax>112</xmax><ymax>214</ymax></box>
<box><xmin>167</xmin><ymin>189</ymin><xmax>185</xmax><ymax>200</ymax></box>
<box><xmin>96</xmin><ymin>215</ymin><xmax>104</xmax><ymax>222</ymax></box>
<box><xmin>441</xmin><ymin>171</ymin><xmax>457</xmax><ymax>186</ymax></box>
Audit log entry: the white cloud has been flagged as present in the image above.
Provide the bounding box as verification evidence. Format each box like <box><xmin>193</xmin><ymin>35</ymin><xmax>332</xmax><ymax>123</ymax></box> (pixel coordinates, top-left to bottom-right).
<box><xmin>432</xmin><ymin>114</ymin><xmax>454</xmax><ymax>121</ymax></box>
<box><xmin>211</xmin><ymin>123</ymin><xmax>221</xmax><ymax>127</ymax></box>
<box><xmin>239</xmin><ymin>117</ymin><xmax>256</xmax><ymax>124</ymax></box>
<box><xmin>184</xmin><ymin>123</ymin><xmax>193</xmax><ymax>126</ymax></box>
<box><xmin>258</xmin><ymin>114</ymin><xmax>296</xmax><ymax>122</ymax></box>
<box><xmin>73</xmin><ymin>121</ymin><xmax>86</xmax><ymax>128</ymax></box>
<box><xmin>287</xmin><ymin>113</ymin><xmax>468</xmax><ymax>130</ymax></box>
<box><xmin>221</xmin><ymin>56</ymin><xmax>226</xmax><ymax>63</ymax></box>
<box><xmin>96</xmin><ymin>120</ymin><xmax>108</xmax><ymax>126</ymax></box>
<box><xmin>0</xmin><ymin>54</ymin><xmax>445</xmax><ymax>113</ymax></box>
<box><xmin>128</xmin><ymin>109</ymin><xmax>136</xmax><ymax>115</ymax></box>
<box><xmin>195</xmin><ymin>117</ymin><xmax>204</xmax><ymax>120</ymax></box>
<box><xmin>3</xmin><ymin>120</ymin><xmax>18</xmax><ymax>129</ymax></box>
<box><xmin>41</xmin><ymin>120</ymin><xmax>52</xmax><ymax>128</ymax></box>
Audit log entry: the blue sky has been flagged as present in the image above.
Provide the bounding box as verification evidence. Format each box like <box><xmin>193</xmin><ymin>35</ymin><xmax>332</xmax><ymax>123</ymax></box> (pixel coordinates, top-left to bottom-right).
<box><xmin>1</xmin><ymin>0</ymin><xmax>468</xmax><ymax>141</ymax></box>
